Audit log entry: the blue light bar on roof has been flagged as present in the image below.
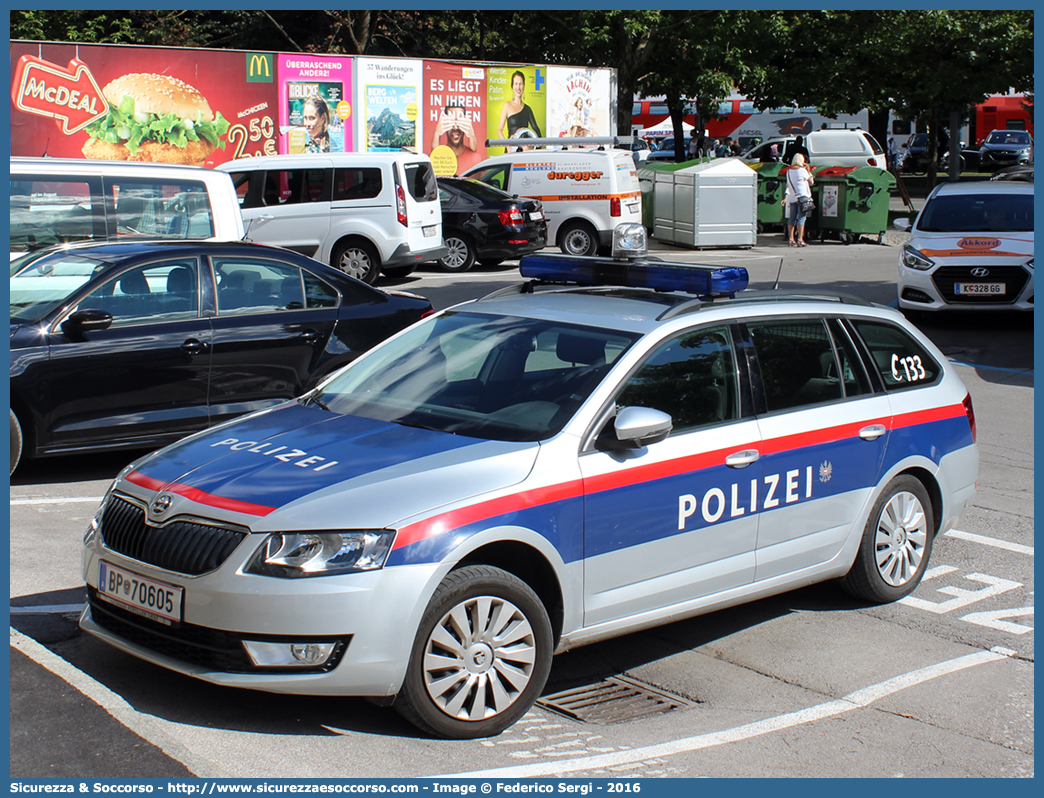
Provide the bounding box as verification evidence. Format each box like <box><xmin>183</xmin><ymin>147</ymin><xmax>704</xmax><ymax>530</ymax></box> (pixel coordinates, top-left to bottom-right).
<box><xmin>519</xmin><ymin>253</ymin><xmax>749</xmax><ymax>299</ymax></box>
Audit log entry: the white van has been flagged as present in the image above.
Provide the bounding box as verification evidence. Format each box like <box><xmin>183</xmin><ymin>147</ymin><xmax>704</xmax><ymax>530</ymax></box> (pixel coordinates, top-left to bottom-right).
<box><xmin>743</xmin><ymin>129</ymin><xmax>887</xmax><ymax>169</ymax></box>
<box><xmin>10</xmin><ymin>157</ymin><xmax>244</xmax><ymax>260</ymax></box>
<box><xmin>218</xmin><ymin>153</ymin><xmax>446</xmax><ymax>284</ymax></box>
<box><xmin>463</xmin><ymin>139</ymin><xmax>642</xmax><ymax>256</ymax></box>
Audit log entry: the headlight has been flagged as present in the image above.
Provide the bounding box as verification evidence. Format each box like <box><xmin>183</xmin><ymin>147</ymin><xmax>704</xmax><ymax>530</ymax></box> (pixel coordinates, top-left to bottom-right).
<box><xmin>246</xmin><ymin>530</ymin><xmax>395</xmax><ymax>578</ymax></box>
<box><xmin>1026</xmin><ymin>259</ymin><xmax>1034</xmax><ymax>271</ymax></box>
<box><xmin>901</xmin><ymin>245</ymin><xmax>935</xmax><ymax>271</ymax></box>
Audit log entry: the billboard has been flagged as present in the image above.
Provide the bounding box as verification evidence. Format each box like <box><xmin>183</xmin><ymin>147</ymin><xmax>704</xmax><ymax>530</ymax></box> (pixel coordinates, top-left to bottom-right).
<box><xmin>546</xmin><ymin>65</ymin><xmax>612</xmax><ymax>139</ymax></box>
<box><xmin>422</xmin><ymin>60</ymin><xmax>487</xmax><ymax>176</ymax></box>
<box><xmin>277</xmin><ymin>53</ymin><xmax>354</xmax><ymax>154</ymax></box>
<box><xmin>356</xmin><ymin>57</ymin><xmax>423</xmax><ymax>152</ymax></box>
<box><xmin>10</xmin><ymin>42</ymin><xmax>277</xmax><ymax>166</ymax></box>
<box><xmin>486</xmin><ymin>65</ymin><xmax>547</xmax><ymax>156</ymax></box>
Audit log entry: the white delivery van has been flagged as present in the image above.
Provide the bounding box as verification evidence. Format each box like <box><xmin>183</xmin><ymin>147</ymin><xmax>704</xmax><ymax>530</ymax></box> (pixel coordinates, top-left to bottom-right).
<box><xmin>463</xmin><ymin>138</ymin><xmax>642</xmax><ymax>256</ymax></box>
<box><xmin>743</xmin><ymin>129</ymin><xmax>887</xmax><ymax>169</ymax></box>
<box><xmin>218</xmin><ymin>153</ymin><xmax>446</xmax><ymax>284</ymax></box>
<box><xmin>9</xmin><ymin>157</ymin><xmax>245</xmax><ymax>260</ymax></box>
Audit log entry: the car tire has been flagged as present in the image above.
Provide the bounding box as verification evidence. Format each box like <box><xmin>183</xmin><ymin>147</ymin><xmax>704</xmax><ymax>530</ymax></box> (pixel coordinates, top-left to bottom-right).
<box><xmin>558</xmin><ymin>222</ymin><xmax>599</xmax><ymax>257</ymax></box>
<box><xmin>332</xmin><ymin>240</ymin><xmax>380</xmax><ymax>285</ymax></box>
<box><xmin>394</xmin><ymin>565</ymin><xmax>553</xmax><ymax>739</ymax></box>
<box><xmin>381</xmin><ymin>265</ymin><xmax>416</xmax><ymax>280</ymax></box>
<box><xmin>10</xmin><ymin>409</ymin><xmax>23</xmax><ymax>477</ymax></box>
<box><xmin>840</xmin><ymin>475</ymin><xmax>934</xmax><ymax>603</ymax></box>
<box><xmin>439</xmin><ymin>234</ymin><xmax>476</xmax><ymax>272</ymax></box>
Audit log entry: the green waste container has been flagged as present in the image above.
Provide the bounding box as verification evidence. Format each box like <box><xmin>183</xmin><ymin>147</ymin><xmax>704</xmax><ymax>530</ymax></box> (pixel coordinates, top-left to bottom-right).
<box><xmin>756</xmin><ymin>162</ymin><xmax>788</xmax><ymax>229</ymax></box>
<box><xmin>812</xmin><ymin>166</ymin><xmax>897</xmax><ymax>244</ymax></box>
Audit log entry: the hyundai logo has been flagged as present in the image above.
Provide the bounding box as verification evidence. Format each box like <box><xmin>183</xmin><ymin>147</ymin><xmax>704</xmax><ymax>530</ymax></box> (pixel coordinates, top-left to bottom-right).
<box><xmin>970</xmin><ymin>268</ymin><xmax>990</xmax><ymax>277</ymax></box>
<box><xmin>151</xmin><ymin>493</ymin><xmax>174</xmax><ymax>515</ymax></box>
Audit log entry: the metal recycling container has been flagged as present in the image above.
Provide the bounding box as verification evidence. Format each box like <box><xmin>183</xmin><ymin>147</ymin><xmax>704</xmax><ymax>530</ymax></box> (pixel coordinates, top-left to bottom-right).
<box><xmin>810</xmin><ymin>166</ymin><xmax>857</xmax><ymax>235</ymax></box>
<box><xmin>637</xmin><ymin>160</ymin><xmax>697</xmax><ymax>230</ymax></box>
<box><xmin>813</xmin><ymin>166</ymin><xmax>897</xmax><ymax>244</ymax></box>
<box><xmin>651</xmin><ymin>158</ymin><xmax>757</xmax><ymax>248</ymax></box>
<box><xmin>756</xmin><ymin>162</ymin><xmax>788</xmax><ymax>229</ymax></box>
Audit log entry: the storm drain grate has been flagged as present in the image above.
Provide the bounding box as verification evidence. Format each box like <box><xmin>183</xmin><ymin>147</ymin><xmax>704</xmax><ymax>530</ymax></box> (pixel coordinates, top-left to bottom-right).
<box><xmin>537</xmin><ymin>676</ymin><xmax>700</xmax><ymax>725</ymax></box>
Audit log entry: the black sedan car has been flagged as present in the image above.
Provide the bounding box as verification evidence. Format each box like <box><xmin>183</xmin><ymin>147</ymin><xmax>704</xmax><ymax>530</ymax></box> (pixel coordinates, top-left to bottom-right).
<box><xmin>9</xmin><ymin>240</ymin><xmax>432</xmax><ymax>474</ymax></box>
<box><xmin>436</xmin><ymin>177</ymin><xmax>547</xmax><ymax>272</ymax></box>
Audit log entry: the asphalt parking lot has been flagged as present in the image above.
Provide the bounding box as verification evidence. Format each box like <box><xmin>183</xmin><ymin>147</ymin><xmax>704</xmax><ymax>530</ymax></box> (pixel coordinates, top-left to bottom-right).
<box><xmin>9</xmin><ymin>219</ymin><xmax>1034</xmax><ymax>779</ymax></box>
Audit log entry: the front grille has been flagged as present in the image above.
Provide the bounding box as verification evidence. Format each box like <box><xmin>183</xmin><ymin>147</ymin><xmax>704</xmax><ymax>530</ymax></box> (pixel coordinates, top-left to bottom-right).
<box><xmin>101</xmin><ymin>495</ymin><xmax>247</xmax><ymax>575</ymax></box>
<box><xmin>932</xmin><ymin>264</ymin><xmax>1030</xmax><ymax>304</ymax></box>
<box><xmin>88</xmin><ymin>587</ymin><xmax>349</xmax><ymax>673</ymax></box>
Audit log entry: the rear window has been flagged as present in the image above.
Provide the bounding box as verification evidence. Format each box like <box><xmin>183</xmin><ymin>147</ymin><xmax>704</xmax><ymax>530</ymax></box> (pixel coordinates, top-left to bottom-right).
<box><xmin>445</xmin><ymin>178</ymin><xmax>516</xmax><ymax>203</ymax></box>
<box><xmin>810</xmin><ymin>132</ymin><xmax>867</xmax><ymax>154</ymax></box>
<box><xmin>403</xmin><ymin>161</ymin><xmax>438</xmax><ymax>202</ymax></box>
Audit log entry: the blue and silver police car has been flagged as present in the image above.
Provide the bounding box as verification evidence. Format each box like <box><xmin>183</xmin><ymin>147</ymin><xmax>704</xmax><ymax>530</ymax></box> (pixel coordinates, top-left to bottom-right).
<box><xmin>81</xmin><ymin>227</ymin><xmax>979</xmax><ymax>739</ymax></box>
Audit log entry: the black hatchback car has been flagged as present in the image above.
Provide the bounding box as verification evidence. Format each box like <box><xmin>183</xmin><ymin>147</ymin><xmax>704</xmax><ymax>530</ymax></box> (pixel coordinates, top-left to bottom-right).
<box><xmin>9</xmin><ymin>240</ymin><xmax>432</xmax><ymax>474</ymax></box>
<box><xmin>435</xmin><ymin>177</ymin><xmax>547</xmax><ymax>272</ymax></box>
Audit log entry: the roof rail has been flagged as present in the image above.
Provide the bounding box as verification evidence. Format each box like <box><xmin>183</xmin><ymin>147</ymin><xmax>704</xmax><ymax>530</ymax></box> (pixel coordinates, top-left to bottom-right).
<box><xmin>485</xmin><ymin>136</ymin><xmax>620</xmax><ymax>150</ymax></box>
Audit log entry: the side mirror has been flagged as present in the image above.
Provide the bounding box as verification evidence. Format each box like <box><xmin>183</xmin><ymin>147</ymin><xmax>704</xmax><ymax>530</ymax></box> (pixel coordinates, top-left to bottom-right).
<box><xmin>598</xmin><ymin>406</ymin><xmax>673</xmax><ymax>451</ymax></box>
<box><xmin>61</xmin><ymin>308</ymin><xmax>113</xmax><ymax>337</ymax></box>
<box><xmin>893</xmin><ymin>218</ymin><xmax>911</xmax><ymax>232</ymax></box>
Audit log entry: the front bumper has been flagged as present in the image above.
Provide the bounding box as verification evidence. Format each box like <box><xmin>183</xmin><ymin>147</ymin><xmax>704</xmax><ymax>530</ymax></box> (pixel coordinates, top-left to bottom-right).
<box><xmin>979</xmin><ymin>150</ymin><xmax>1032</xmax><ymax>170</ymax></box>
<box><xmin>81</xmin><ymin>532</ymin><xmax>441</xmax><ymax>696</ymax></box>
<box><xmin>898</xmin><ymin>260</ymin><xmax>1034</xmax><ymax>311</ymax></box>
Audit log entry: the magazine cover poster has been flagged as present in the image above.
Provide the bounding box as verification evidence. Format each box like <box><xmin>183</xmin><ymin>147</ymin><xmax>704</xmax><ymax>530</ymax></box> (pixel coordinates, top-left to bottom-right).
<box><xmin>423</xmin><ymin>60</ymin><xmax>487</xmax><ymax>176</ymax></box>
<box><xmin>486</xmin><ymin>65</ymin><xmax>546</xmax><ymax>156</ymax></box>
<box><xmin>10</xmin><ymin>41</ymin><xmax>277</xmax><ymax>167</ymax></box>
<box><xmin>546</xmin><ymin>65</ymin><xmax>611</xmax><ymax>139</ymax></box>
<box><xmin>277</xmin><ymin>53</ymin><xmax>353</xmax><ymax>154</ymax></box>
<box><xmin>356</xmin><ymin>57</ymin><xmax>422</xmax><ymax>152</ymax></box>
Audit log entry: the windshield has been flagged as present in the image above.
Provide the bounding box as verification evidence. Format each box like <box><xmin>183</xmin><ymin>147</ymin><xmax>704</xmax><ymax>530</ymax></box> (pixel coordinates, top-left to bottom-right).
<box><xmin>984</xmin><ymin>131</ymin><xmax>1031</xmax><ymax>146</ymax></box>
<box><xmin>10</xmin><ymin>253</ymin><xmax>107</xmax><ymax>323</ymax></box>
<box><xmin>917</xmin><ymin>193</ymin><xmax>1034</xmax><ymax>233</ymax></box>
<box><xmin>309</xmin><ymin>311</ymin><xmax>639</xmax><ymax>442</ymax></box>
<box><xmin>909</xmin><ymin>134</ymin><xmax>929</xmax><ymax>148</ymax></box>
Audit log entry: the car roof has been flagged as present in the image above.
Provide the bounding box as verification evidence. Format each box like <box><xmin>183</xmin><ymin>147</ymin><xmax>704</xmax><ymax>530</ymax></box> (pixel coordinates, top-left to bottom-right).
<box><xmin>458</xmin><ymin>284</ymin><xmax>893</xmax><ymax>336</ymax></box>
<box><xmin>10</xmin><ymin>157</ymin><xmax>218</xmax><ymax>178</ymax></box>
<box><xmin>930</xmin><ymin>181</ymin><xmax>1034</xmax><ymax>197</ymax></box>
<box><xmin>11</xmin><ymin>239</ymin><xmax>317</xmax><ymax>266</ymax></box>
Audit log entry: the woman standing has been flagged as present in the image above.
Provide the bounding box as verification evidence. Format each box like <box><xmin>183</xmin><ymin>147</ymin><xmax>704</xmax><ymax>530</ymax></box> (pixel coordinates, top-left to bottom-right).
<box><xmin>497</xmin><ymin>71</ymin><xmax>542</xmax><ymax>139</ymax></box>
<box><xmin>784</xmin><ymin>152</ymin><xmax>814</xmax><ymax>247</ymax></box>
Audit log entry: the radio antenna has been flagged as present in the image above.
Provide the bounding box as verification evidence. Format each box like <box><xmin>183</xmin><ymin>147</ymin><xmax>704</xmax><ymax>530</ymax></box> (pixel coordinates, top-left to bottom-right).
<box><xmin>772</xmin><ymin>258</ymin><xmax>784</xmax><ymax>290</ymax></box>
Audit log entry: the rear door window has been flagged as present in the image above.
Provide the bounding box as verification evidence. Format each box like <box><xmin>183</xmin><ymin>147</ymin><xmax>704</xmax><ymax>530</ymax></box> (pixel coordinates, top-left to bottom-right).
<box><xmin>108</xmin><ymin>178</ymin><xmax>214</xmax><ymax>239</ymax></box>
<box><xmin>10</xmin><ymin>176</ymin><xmax>104</xmax><ymax>253</ymax></box>
<box><xmin>402</xmin><ymin>161</ymin><xmax>438</xmax><ymax>202</ymax></box>
<box><xmin>333</xmin><ymin>167</ymin><xmax>383</xmax><ymax>200</ymax></box>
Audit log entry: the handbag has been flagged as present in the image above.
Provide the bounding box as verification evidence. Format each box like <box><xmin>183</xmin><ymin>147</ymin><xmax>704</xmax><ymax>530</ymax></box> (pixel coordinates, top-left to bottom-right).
<box><xmin>799</xmin><ymin>196</ymin><xmax>816</xmax><ymax>214</ymax></box>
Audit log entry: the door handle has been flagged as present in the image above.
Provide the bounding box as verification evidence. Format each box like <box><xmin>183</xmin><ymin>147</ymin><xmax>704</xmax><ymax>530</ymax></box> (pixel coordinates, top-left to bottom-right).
<box><xmin>859</xmin><ymin>424</ymin><xmax>887</xmax><ymax>441</ymax></box>
<box><xmin>725</xmin><ymin>449</ymin><xmax>760</xmax><ymax>468</ymax></box>
<box><xmin>181</xmin><ymin>339</ymin><xmax>209</xmax><ymax>354</ymax></box>
<box><xmin>298</xmin><ymin>329</ymin><xmax>320</xmax><ymax>342</ymax></box>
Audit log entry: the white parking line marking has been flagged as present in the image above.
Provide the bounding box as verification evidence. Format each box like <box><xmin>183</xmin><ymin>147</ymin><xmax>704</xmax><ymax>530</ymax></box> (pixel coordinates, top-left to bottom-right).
<box><xmin>946</xmin><ymin>528</ymin><xmax>1034</xmax><ymax>556</ymax></box>
<box><xmin>10</xmin><ymin>496</ymin><xmax>103</xmax><ymax>505</ymax></box>
<box><xmin>10</xmin><ymin>604</ymin><xmax>85</xmax><ymax>615</ymax></box>
<box><xmin>439</xmin><ymin>648</ymin><xmax>1009</xmax><ymax>778</ymax></box>
<box><xmin>9</xmin><ymin>627</ymin><xmax>228</xmax><ymax>778</ymax></box>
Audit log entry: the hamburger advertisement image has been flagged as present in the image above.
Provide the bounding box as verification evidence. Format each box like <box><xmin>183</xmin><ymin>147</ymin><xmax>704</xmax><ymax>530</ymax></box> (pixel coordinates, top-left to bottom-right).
<box><xmin>81</xmin><ymin>72</ymin><xmax>230</xmax><ymax>165</ymax></box>
<box><xmin>10</xmin><ymin>42</ymin><xmax>278</xmax><ymax>167</ymax></box>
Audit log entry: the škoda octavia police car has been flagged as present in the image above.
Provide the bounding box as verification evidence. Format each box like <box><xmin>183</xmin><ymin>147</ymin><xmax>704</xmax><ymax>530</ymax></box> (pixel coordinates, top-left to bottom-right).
<box><xmin>81</xmin><ymin>226</ymin><xmax>978</xmax><ymax>739</ymax></box>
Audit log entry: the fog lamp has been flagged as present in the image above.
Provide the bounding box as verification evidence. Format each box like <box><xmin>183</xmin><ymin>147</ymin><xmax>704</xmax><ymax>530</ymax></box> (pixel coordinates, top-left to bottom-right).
<box><xmin>242</xmin><ymin>640</ymin><xmax>337</xmax><ymax>668</ymax></box>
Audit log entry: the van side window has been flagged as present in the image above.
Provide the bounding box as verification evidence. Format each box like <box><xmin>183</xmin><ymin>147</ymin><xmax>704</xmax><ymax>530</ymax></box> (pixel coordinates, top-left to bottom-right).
<box><xmin>10</xmin><ymin>177</ymin><xmax>103</xmax><ymax>253</ymax></box>
<box><xmin>229</xmin><ymin>172</ymin><xmax>253</xmax><ymax>207</ymax></box>
<box><xmin>333</xmin><ymin>168</ymin><xmax>382</xmax><ymax>201</ymax></box>
<box><xmin>403</xmin><ymin>162</ymin><xmax>438</xmax><ymax>202</ymax></box>
<box><xmin>616</xmin><ymin>326</ymin><xmax>738</xmax><ymax>433</ymax></box>
<box><xmin>850</xmin><ymin>320</ymin><xmax>941</xmax><ymax>391</ymax></box>
<box><xmin>746</xmin><ymin>318</ymin><xmax>844</xmax><ymax>411</ymax></box>
<box><xmin>261</xmin><ymin>170</ymin><xmax>328</xmax><ymax>206</ymax></box>
<box><xmin>108</xmin><ymin>179</ymin><xmax>214</xmax><ymax>239</ymax></box>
